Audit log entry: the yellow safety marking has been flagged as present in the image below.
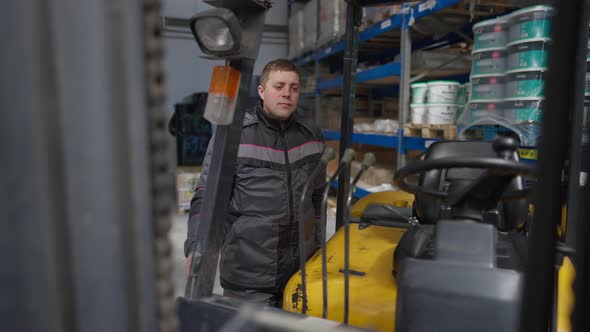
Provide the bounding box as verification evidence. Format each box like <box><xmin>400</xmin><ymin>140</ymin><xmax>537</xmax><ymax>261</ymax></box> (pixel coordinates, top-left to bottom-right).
<box><xmin>518</xmin><ymin>148</ymin><xmax>538</xmax><ymax>160</ymax></box>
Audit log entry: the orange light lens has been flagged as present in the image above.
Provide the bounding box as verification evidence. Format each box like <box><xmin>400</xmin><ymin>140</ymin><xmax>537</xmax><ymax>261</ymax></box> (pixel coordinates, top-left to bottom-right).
<box><xmin>208</xmin><ymin>65</ymin><xmax>240</xmax><ymax>98</ymax></box>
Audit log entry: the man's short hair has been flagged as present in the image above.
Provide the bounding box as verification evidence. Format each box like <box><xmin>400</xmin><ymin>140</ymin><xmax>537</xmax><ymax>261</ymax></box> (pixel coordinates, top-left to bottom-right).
<box><xmin>259</xmin><ymin>59</ymin><xmax>300</xmax><ymax>88</ymax></box>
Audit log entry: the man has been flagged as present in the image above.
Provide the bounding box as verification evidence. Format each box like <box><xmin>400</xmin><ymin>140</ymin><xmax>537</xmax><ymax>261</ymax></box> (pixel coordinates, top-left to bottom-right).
<box><xmin>184</xmin><ymin>59</ymin><xmax>326</xmax><ymax>307</ymax></box>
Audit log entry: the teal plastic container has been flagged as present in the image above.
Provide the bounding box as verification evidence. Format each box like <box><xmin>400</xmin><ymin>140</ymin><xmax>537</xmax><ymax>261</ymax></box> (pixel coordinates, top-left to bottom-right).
<box><xmin>456</xmin><ymin>85</ymin><xmax>468</xmax><ymax>105</ymax></box>
<box><xmin>507</xmin><ymin>38</ymin><xmax>550</xmax><ymax>71</ymax></box>
<box><xmin>503</xmin><ymin>98</ymin><xmax>544</xmax><ymax>123</ymax></box>
<box><xmin>505</xmin><ymin>69</ymin><xmax>546</xmax><ymax>98</ymax></box>
<box><xmin>473</xmin><ymin>18</ymin><xmax>507</xmax><ymax>51</ymax></box>
<box><xmin>470</xmin><ymin>74</ymin><xmax>505</xmax><ymax>100</ymax></box>
<box><xmin>471</xmin><ymin>48</ymin><xmax>506</xmax><ymax>75</ymax></box>
<box><xmin>461</xmin><ymin>100</ymin><xmax>503</xmax><ymax>124</ymax></box>
<box><xmin>508</xmin><ymin>5</ymin><xmax>554</xmax><ymax>43</ymax></box>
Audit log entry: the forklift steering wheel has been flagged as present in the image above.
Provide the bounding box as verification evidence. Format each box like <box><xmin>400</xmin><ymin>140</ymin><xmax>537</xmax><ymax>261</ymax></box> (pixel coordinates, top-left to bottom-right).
<box><xmin>393</xmin><ymin>156</ymin><xmax>536</xmax><ymax>200</ymax></box>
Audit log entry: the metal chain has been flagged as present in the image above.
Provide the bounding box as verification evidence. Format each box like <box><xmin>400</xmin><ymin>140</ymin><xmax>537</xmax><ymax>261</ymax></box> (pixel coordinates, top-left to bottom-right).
<box><xmin>143</xmin><ymin>1</ymin><xmax>179</xmax><ymax>331</ymax></box>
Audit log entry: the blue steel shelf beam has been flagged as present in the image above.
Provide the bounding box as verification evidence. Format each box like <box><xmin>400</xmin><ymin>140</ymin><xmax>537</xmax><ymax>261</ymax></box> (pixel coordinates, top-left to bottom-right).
<box><xmin>292</xmin><ymin>0</ymin><xmax>463</xmax><ymax>66</ymax></box>
<box><xmin>331</xmin><ymin>180</ymin><xmax>372</xmax><ymax>199</ymax></box>
<box><xmin>323</xmin><ymin>130</ymin><xmax>538</xmax><ymax>163</ymax></box>
<box><xmin>318</xmin><ymin>61</ymin><xmax>401</xmax><ymax>91</ymax></box>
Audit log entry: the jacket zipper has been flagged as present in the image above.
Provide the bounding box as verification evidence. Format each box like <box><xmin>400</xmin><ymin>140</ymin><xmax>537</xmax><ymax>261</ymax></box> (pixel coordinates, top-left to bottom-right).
<box><xmin>280</xmin><ymin>131</ymin><xmax>296</xmax><ymax>253</ymax></box>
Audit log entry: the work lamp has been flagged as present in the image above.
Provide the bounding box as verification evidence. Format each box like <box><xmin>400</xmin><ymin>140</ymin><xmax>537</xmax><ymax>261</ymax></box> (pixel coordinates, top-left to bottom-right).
<box><xmin>190</xmin><ymin>8</ymin><xmax>242</xmax><ymax>57</ymax></box>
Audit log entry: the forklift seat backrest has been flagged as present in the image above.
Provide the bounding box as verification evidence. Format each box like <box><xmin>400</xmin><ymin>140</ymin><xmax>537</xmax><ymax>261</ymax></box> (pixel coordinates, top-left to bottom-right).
<box><xmin>414</xmin><ymin>140</ymin><xmax>528</xmax><ymax>231</ymax></box>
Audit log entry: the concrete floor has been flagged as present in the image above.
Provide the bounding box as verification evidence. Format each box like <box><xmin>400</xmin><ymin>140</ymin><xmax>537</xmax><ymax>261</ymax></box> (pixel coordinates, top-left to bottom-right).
<box><xmin>171</xmin><ymin>203</ymin><xmax>337</xmax><ymax>297</ymax></box>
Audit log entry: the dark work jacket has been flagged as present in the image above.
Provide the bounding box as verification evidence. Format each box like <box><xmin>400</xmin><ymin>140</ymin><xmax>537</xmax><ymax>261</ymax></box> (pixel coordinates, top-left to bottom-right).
<box><xmin>184</xmin><ymin>104</ymin><xmax>326</xmax><ymax>292</ymax></box>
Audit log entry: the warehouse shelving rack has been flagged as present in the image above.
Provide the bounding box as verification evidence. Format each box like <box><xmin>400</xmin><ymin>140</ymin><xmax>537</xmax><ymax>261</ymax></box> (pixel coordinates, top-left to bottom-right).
<box><xmin>289</xmin><ymin>0</ymin><xmax>531</xmax><ymax>200</ymax></box>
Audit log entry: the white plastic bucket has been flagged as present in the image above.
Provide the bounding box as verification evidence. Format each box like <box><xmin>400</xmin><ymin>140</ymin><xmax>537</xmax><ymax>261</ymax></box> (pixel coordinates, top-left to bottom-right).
<box><xmin>427</xmin><ymin>103</ymin><xmax>458</xmax><ymax>125</ymax></box>
<box><xmin>410</xmin><ymin>103</ymin><xmax>427</xmax><ymax>124</ymax></box>
<box><xmin>411</xmin><ymin>83</ymin><xmax>428</xmax><ymax>104</ymax></box>
<box><xmin>427</xmin><ymin>81</ymin><xmax>460</xmax><ymax>103</ymax></box>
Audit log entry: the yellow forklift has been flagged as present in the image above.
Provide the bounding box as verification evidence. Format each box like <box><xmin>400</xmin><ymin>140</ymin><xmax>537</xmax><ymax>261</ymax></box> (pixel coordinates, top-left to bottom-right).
<box><xmin>279</xmin><ymin>1</ymin><xmax>589</xmax><ymax>332</ymax></box>
<box><xmin>3</xmin><ymin>0</ymin><xmax>588</xmax><ymax>332</ymax></box>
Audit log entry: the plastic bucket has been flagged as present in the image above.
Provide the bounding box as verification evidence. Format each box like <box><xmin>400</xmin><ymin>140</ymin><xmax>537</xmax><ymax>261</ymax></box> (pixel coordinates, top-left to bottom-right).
<box><xmin>427</xmin><ymin>103</ymin><xmax>457</xmax><ymax>125</ymax></box>
<box><xmin>426</xmin><ymin>81</ymin><xmax>460</xmax><ymax>103</ymax></box>
<box><xmin>410</xmin><ymin>103</ymin><xmax>427</xmax><ymax>124</ymax></box>
<box><xmin>471</xmin><ymin>48</ymin><xmax>506</xmax><ymax>75</ymax></box>
<box><xmin>507</xmin><ymin>38</ymin><xmax>550</xmax><ymax>71</ymax></box>
<box><xmin>456</xmin><ymin>85</ymin><xmax>468</xmax><ymax>105</ymax></box>
<box><xmin>508</xmin><ymin>5</ymin><xmax>554</xmax><ymax>43</ymax></box>
<box><xmin>457</xmin><ymin>105</ymin><xmax>465</xmax><ymax>121</ymax></box>
<box><xmin>503</xmin><ymin>98</ymin><xmax>544</xmax><ymax>123</ymax></box>
<box><xmin>473</xmin><ymin>18</ymin><xmax>508</xmax><ymax>51</ymax></box>
<box><xmin>505</xmin><ymin>69</ymin><xmax>546</xmax><ymax>98</ymax></box>
<box><xmin>411</xmin><ymin>83</ymin><xmax>428</xmax><ymax>104</ymax></box>
<box><xmin>463</xmin><ymin>100</ymin><xmax>503</xmax><ymax>124</ymax></box>
<box><xmin>471</xmin><ymin>74</ymin><xmax>505</xmax><ymax>100</ymax></box>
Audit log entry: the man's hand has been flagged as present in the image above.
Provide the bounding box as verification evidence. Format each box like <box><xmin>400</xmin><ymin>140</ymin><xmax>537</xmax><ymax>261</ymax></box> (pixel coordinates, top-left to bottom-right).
<box><xmin>185</xmin><ymin>254</ymin><xmax>192</xmax><ymax>278</ymax></box>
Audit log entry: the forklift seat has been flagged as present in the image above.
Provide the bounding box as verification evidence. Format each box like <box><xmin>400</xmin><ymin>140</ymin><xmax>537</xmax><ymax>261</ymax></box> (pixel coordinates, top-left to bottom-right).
<box><xmin>393</xmin><ymin>140</ymin><xmax>530</xmax><ymax>278</ymax></box>
<box><xmin>414</xmin><ymin>140</ymin><xmax>529</xmax><ymax>230</ymax></box>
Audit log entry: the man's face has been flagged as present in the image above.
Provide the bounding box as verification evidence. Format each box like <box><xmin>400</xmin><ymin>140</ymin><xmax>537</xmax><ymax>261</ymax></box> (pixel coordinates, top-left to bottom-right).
<box><xmin>258</xmin><ymin>70</ymin><xmax>300</xmax><ymax>121</ymax></box>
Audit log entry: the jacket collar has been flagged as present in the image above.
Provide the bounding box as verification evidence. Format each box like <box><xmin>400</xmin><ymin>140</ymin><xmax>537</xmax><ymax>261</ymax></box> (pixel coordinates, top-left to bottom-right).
<box><xmin>254</xmin><ymin>102</ymin><xmax>296</xmax><ymax>132</ymax></box>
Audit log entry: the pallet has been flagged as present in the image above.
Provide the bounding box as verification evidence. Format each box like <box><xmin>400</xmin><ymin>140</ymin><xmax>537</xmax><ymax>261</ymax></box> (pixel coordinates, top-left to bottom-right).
<box><xmin>404</xmin><ymin>124</ymin><xmax>424</xmax><ymax>137</ymax></box>
<box><xmin>404</xmin><ymin>124</ymin><xmax>457</xmax><ymax>140</ymax></box>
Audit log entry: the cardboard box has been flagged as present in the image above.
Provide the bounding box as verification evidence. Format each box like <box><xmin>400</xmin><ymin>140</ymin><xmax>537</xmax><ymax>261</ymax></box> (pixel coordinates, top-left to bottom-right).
<box><xmin>176</xmin><ymin>167</ymin><xmax>201</xmax><ymax>212</ymax></box>
<box><xmin>302</xmin><ymin>0</ymin><xmax>318</xmax><ymax>52</ymax></box>
<box><xmin>318</xmin><ymin>0</ymin><xmax>345</xmax><ymax>45</ymax></box>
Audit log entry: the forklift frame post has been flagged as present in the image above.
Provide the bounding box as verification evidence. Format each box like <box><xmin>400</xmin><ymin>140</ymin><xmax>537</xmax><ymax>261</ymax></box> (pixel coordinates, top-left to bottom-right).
<box><xmin>185</xmin><ymin>1</ymin><xmax>268</xmax><ymax>299</ymax></box>
<box><xmin>336</xmin><ymin>1</ymin><xmax>362</xmax><ymax>231</ymax></box>
<box><xmin>520</xmin><ymin>1</ymin><xmax>589</xmax><ymax>331</ymax></box>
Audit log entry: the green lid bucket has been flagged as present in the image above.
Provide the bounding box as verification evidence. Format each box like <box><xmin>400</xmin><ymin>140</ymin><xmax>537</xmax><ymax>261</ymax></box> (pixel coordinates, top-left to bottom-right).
<box><xmin>505</xmin><ymin>69</ymin><xmax>547</xmax><ymax>99</ymax></box>
<box><xmin>507</xmin><ymin>5</ymin><xmax>554</xmax><ymax>44</ymax></box>
<box><xmin>506</xmin><ymin>38</ymin><xmax>551</xmax><ymax>71</ymax></box>
<box><xmin>471</xmin><ymin>48</ymin><xmax>506</xmax><ymax>76</ymax></box>
<box><xmin>473</xmin><ymin>17</ymin><xmax>508</xmax><ymax>51</ymax></box>
<box><xmin>503</xmin><ymin>97</ymin><xmax>544</xmax><ymax>123</ymax></box>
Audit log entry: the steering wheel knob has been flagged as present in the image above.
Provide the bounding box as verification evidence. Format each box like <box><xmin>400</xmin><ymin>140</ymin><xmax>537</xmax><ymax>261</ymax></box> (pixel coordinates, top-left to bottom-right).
<box><xmin>493</xmin><ymin>137</ymin><xmax>519</xmax><ymax>159</ymax></box>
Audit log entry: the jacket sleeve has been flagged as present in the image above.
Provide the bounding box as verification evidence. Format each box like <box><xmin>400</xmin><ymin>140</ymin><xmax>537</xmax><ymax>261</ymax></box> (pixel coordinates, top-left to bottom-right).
<box><xmin>184</xmin><ymin>135</ymin><xmax>215</xmax><ymax>257</ymax></box>
<box><xmin>313</xmin><ymin>140</ymin><xmax>327</xmax><ymax>248</ymax></box>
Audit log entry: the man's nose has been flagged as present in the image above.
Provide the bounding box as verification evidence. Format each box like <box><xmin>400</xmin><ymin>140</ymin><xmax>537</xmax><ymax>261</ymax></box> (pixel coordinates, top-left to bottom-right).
<box><xmin>282</xmin><ymin>87</ymin><xmax>291</xmax><ymax>98</ymax></box>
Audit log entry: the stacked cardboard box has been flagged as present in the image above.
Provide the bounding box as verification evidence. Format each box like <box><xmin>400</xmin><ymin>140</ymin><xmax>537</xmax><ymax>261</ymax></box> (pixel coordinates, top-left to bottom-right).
<box><xmin>318</xmin><ymin>0</ymin><xmax>346</xmax><ymax>46</ymax></box>
<box><xmin>302</xmin><ymin>0</ymin><xmax>318</xmax><ymax>52</ymax></box>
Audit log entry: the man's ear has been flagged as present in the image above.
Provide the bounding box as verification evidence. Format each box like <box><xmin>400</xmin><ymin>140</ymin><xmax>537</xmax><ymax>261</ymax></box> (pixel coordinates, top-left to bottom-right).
<box><xmin>257</xmin><ymin>85</ymin><xmax>264</xmax><ymax>100</ymax></box>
